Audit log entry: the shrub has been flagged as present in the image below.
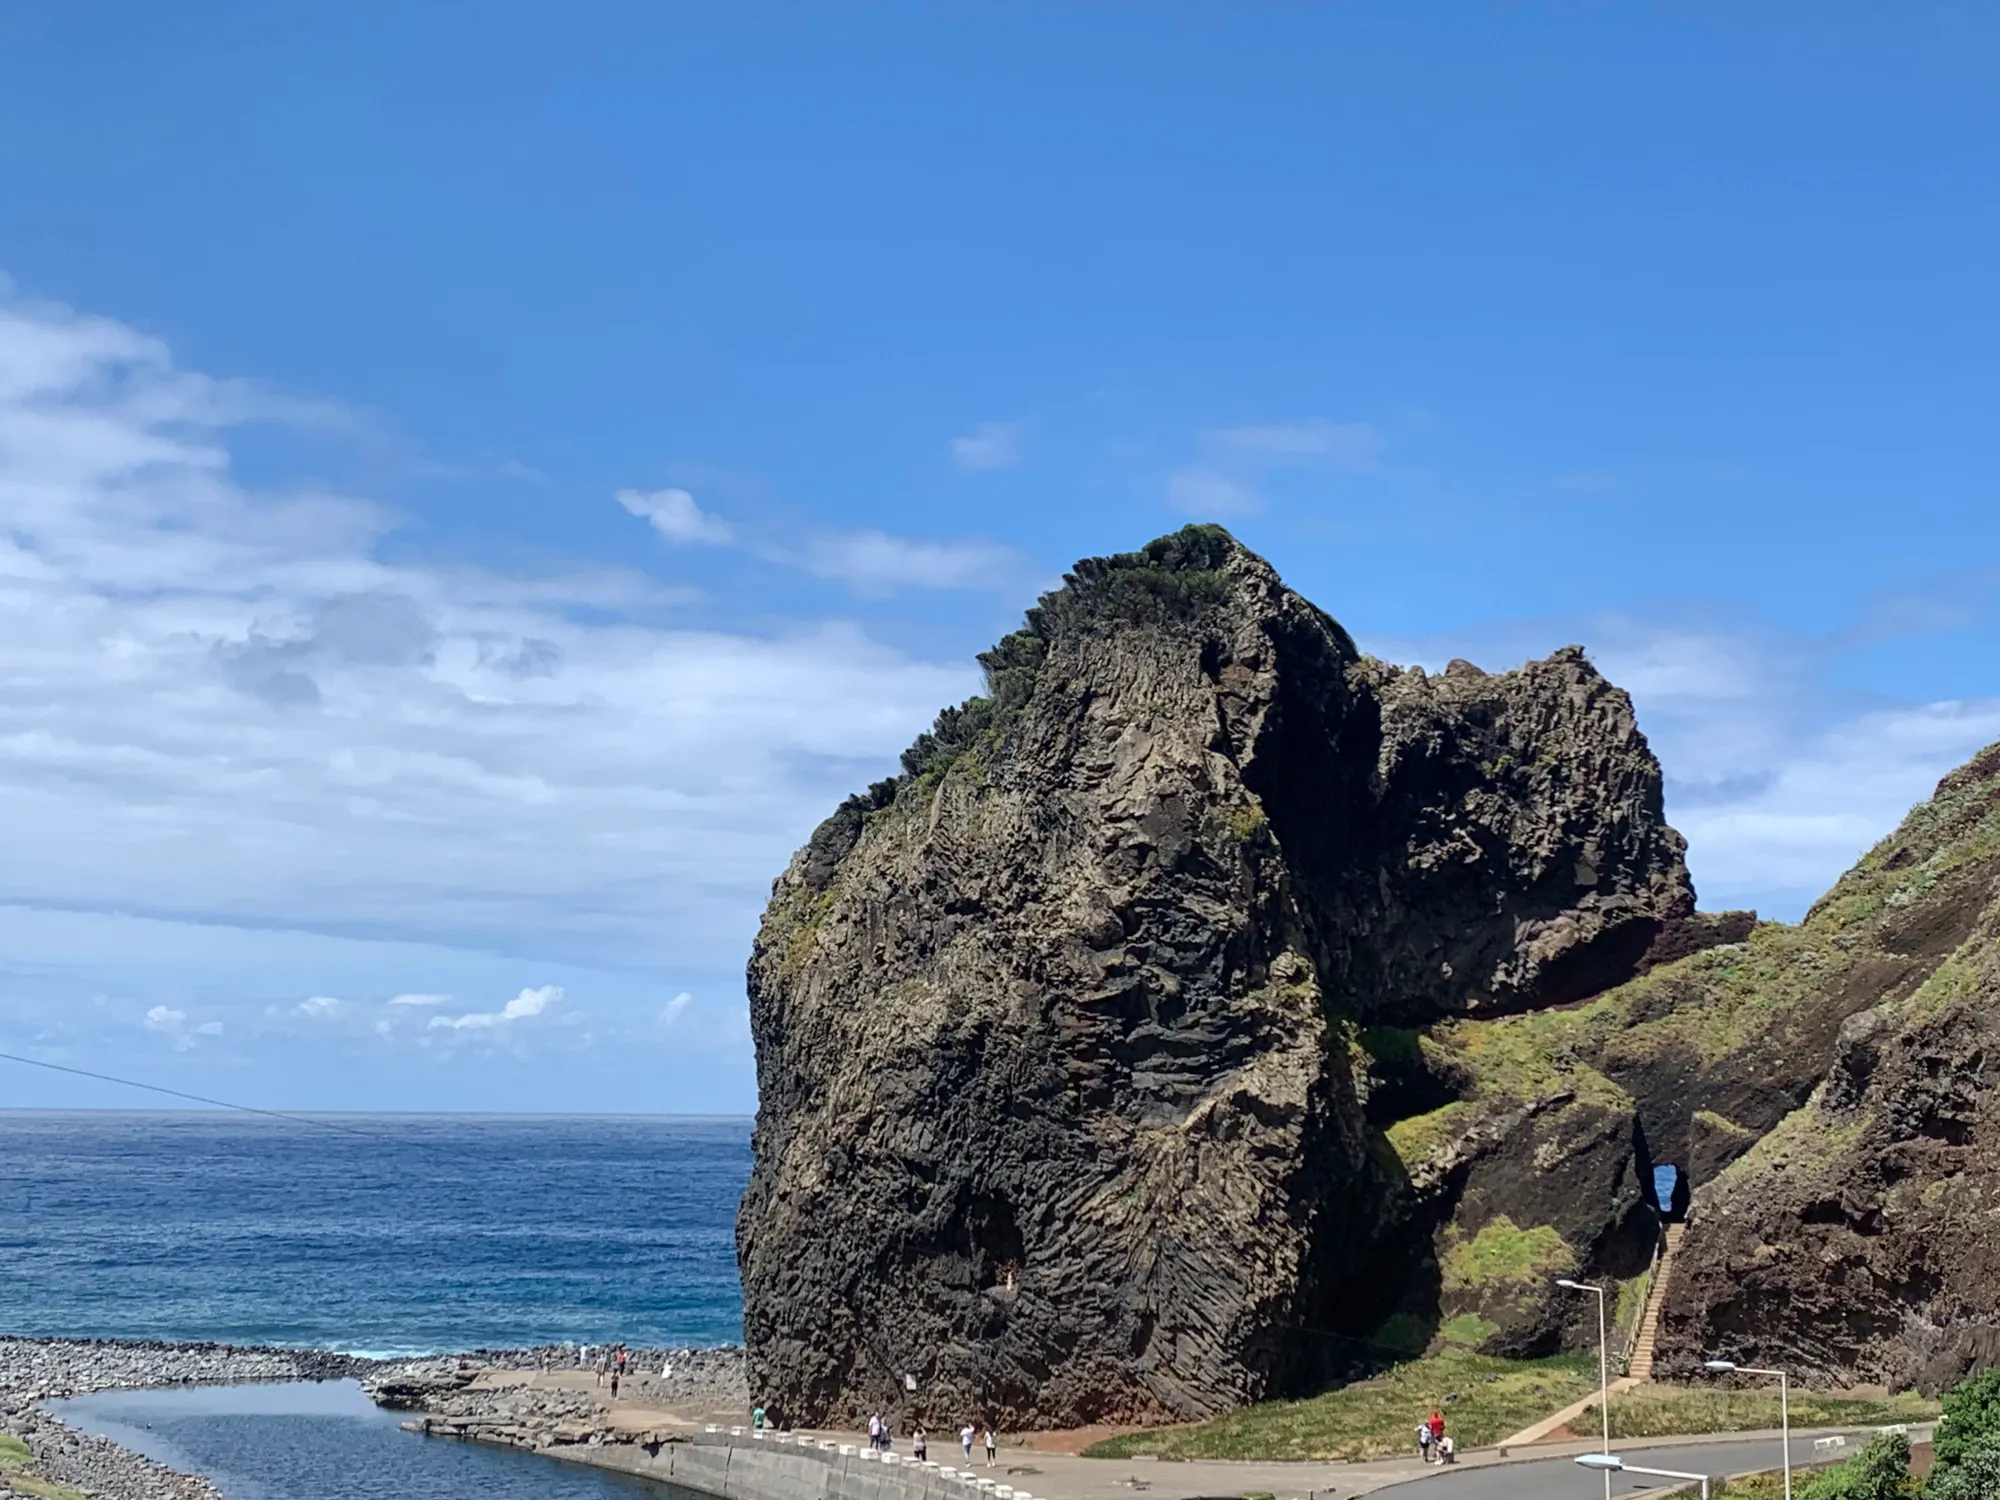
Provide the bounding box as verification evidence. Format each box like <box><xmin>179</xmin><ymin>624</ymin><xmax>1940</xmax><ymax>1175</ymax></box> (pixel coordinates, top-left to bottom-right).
<box><xmin>1935</xmin><ymin>1364</ymin><xmax>2000</xmax><ymax>1475</ymax></box>
<box><xmin>1928</xmin><ymin>1432</ymin><xmax>2000</xmax><ymax>1500</ymax></box>
<box><xmin>1796</xmin><ymin>1431</ymin><xmax>1907</xmax><ymax>1500</ymax></box>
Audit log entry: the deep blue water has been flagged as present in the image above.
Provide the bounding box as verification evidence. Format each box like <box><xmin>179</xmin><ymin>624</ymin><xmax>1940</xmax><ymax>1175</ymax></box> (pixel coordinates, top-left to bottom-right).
<box><xmin>54</xmin><ymin>1381</ymin><xmax>699</xmax><ymax>1500</ymax></box>
<box><xmin>0</xmin><ymin>1112</ymin><xmax>752</xmax><ymax>1353</ymax></box>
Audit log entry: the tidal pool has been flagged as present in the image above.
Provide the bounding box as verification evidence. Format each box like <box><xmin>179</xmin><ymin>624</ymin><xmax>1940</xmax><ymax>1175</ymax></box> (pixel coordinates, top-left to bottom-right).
<box><xmin>53</xmin><ymin>1380</ymin><xmax>698</xmax><ymax>1500</ymax></box>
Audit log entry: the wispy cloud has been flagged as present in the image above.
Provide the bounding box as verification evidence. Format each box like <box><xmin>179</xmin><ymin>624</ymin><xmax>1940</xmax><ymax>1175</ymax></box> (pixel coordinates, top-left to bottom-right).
<box><xmin>616</xmin><ymin>487</ymin><xmax>735</xmax><ymax>545</ymax></box>
<box><xmin>949</xmin><ymin>421</ymin><xmax>1024</xmax><ymax>471</ymax></box>
<box><xmin>788</xmin><ymin>529</ymin><xmax>1027</xmax><ymax>596</ymax></box>
<box><xmin>611</xmin><ymin>487</ymin><xmax>1031</xmax><ymax>598</ymax></box>
<box><xmin>1215</xmin><ymin>418</ymin><xmax>1381</xmax><ymax>467</ymax></box>
<box><xmin>143</xmin><ymin>1005</ymin><xmax>186</xmax><ymax>1033</ymax></box>
<box><xmin>659</xmin><ymin>991</ymin><xmax>692</xmax><ymax>1028</ymax></box>
<box><xmin>387</xmin><ymin>992</ymin><xmax>450</xmax><ymax>1007</ymax></box>
<box><xmin>296</xmin><ymin>995</ymin><xmax>342</xmax><ymax>1017</ymax></box>
<box><xmin>1166</xmin><ymin>415</ymin><xmax>1385</xmax><ymax>518</ymax></box>
<box><xmin>1166</xmin><ymin>469</ymin><xmax>1263</xmax><ymax>519</ymax></box>
<box><xmin>429</xmin><ymin>984</ymin><xmax>562</xmax><ymax>1031</ymax></box>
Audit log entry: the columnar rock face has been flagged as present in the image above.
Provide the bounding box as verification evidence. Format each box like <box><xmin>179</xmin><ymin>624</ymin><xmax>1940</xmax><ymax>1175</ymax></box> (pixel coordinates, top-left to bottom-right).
<box><xmin>736</xmin><ymin>527</ymin><xmax>1695</xmax><ymax>1427</ymax></box>
<box><xmin>1655</xmin><ymin>744</ymin><xmax>2000</xmax><ymax>1390</ymax></box>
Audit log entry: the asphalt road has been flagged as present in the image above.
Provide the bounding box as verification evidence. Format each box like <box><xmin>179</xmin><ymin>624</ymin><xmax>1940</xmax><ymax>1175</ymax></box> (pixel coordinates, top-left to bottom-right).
<box><xmin>1376</xmin><ymin>1434</ymin><xmax>1849</xmax><ymax>1497</ymax></box>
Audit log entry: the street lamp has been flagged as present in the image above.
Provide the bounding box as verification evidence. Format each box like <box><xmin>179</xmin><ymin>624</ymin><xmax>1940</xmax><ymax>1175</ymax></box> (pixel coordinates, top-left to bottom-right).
<box><xmin>1558</xmin><ymin>1279</ymin><xmax>1611</xmax><ymax>1500</ymax></box>
<box><xmin>1576</xmin><ymin>1452</ymin><xmax>1711</xmax><ymax>1499</ymax></box>
<box><xmin>1705</xmin><ymin>1359</ymin><xmax>1791</xmax><ymax>1500</ymax></box>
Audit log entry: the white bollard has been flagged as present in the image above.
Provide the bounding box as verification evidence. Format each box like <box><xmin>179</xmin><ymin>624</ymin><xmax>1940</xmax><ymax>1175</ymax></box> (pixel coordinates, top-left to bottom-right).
<box><xmin>839</xmin><ymin>1443</ymin><xmax>858</xmax><ymax>1456</ymax></box>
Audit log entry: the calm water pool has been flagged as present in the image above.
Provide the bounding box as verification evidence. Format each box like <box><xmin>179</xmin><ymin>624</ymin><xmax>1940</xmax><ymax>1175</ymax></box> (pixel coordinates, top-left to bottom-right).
<box><xmin>53</xmin><ymin>1381</ymin><xmax>701</xmax><ymax>1500</ymax></box>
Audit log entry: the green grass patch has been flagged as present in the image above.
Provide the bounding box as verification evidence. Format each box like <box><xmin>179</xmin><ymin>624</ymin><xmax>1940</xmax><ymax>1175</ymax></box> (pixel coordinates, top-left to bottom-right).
<box><xmin>0</xmin><ymin>1433</ymin><xmax>32</xmax><ymax>1466</ymax></box>
<box><xmin>1384</xmin><ymin>1100</ymin><xmax>1473</xmax><ymax>1170</ymax></box>
<box><xmin>1441</xmin><ymin>1216</ymin><xmax>1575</xmax><ymax>1293</ymax></box>
<box><xmin>8</xmin><ymin>1475</ymin><xmax>88</xmax><ymax>1500</ymax></box>
<box><xmin>1716</xmin><ymin>1472</ymin><xmax>1790</xmax><ymax>1499</ymax></box>
<box><xmin>1576</xmin><ymin>1385</ymin><xmax>1938</xmax><ymax>1440</ymax></box>
<box><xmin>1081</xmin><ymin>1350</ymin><xmax>1597</xmax><ymax>1462</ymax></box>
<box><xmin>1438</xmin><ymin>1313</ymin><xmax>1500</xmax><ymax>1347</ymax></box>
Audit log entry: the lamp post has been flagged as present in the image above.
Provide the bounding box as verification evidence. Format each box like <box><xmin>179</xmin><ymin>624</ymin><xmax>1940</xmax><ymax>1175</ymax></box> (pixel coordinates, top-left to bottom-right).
<box><xmin>1576</xmin><ymin>1452</ymin><xmax>1711</xmax><ymax>1500</ymax></box>
<box><xmin>1558</xmin><ymin>1278</ymin><xmax>1611</xmax><ymax>1500</ymax></box>
<box><xmin>1706</xmin><ymin>1359</ymin><xmax>1790</xmax><ymax>1500</ymax></box>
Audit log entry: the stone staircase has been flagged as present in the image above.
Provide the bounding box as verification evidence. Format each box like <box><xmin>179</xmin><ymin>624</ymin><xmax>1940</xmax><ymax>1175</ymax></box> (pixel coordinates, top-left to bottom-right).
<box><xmin>1627</xmin><ymin>1221</ymin><xmax>1686</xmax><ymax>1382</ymax></box>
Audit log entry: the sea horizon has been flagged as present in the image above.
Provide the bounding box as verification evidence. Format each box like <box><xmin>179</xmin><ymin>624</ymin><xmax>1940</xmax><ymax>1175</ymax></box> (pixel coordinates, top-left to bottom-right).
<box><xmin>1</xmin><ymin>1112</ymin><xmax>751</xmax><ymax>1353</ymax></box>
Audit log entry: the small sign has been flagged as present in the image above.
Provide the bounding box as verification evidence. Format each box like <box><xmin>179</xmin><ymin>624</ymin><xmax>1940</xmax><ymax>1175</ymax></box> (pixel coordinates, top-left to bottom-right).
<box><xmin>905</xmin><ymin>1373</ymin><xmax>918</xmax><ymax>1392</ymax></box>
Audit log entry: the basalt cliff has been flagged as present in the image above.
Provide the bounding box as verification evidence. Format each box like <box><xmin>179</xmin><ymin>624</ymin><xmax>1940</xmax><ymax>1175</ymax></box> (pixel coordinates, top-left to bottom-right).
<box><xmin>737</xmin><ymin>525</ymin><xmax>2000</xmax><ymax>1427</ymax></box>
<box><xmin>737</xmin><ymin>527</ymin><xmax>1701</xmax><ymax>1427</ymax></box>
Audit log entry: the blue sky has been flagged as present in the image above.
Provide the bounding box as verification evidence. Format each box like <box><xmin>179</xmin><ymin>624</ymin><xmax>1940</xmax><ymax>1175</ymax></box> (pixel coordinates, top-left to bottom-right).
<box><xmin>1</xmin><ymin>4</ymin><xmax>1996</xmax><ymax>1111</ymax></box>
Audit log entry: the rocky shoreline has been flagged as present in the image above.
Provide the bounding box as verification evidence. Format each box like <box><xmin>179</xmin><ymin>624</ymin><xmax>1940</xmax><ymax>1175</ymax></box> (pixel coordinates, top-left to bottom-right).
<box><xmin>0</xmin><ymin>1337</ymin><xmax>748</xmax><ymax>1500</ymax></box>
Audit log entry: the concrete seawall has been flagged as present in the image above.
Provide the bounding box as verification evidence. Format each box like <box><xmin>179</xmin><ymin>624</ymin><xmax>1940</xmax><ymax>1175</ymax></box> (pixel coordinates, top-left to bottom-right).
<box><xmin>440</xmin><ymin>1425</ymin><xmax>1038</xmax><ymax>1500</ymax></box>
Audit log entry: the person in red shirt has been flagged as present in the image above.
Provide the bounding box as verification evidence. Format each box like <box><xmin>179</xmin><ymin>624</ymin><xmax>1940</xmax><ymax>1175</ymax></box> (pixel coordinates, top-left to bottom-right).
<box><xmin>1428</xmin><ymin>1409</ymin><xmax>1445</xmax><ymax>1461</ymax></box>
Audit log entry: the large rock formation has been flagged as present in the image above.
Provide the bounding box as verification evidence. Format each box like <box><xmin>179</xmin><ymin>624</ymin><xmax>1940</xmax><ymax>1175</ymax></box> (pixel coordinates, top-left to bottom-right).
<box><xmin>736</xmin><ymin>527</ymin><xmax>1695</xmax><ymax>1427</ymax></box>
<box><xmin>1654</xmin><ymin>743</ymin><xmax>2000</xmax><ymax>1390</ymax></box>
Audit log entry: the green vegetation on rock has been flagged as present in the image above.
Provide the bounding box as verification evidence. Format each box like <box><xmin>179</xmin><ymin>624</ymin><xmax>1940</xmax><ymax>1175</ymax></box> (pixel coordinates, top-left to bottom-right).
<box><xmin>1081</xmin><ymin>1350</ymin><xmax>1596</xmax><ymax>1462</ymax></box>
<box><xmin>1440</xmin><ymin>1216</ymin><xmax>1575</xmax><ymax>1293</ymax></box>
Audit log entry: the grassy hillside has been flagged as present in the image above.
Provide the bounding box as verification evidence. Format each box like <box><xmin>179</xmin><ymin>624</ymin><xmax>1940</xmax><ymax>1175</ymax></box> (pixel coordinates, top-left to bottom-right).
<box><xmin>1083</xmin><ymin>1351</ymin><xmax>1596</xmax><ymax>1461</ymax></box>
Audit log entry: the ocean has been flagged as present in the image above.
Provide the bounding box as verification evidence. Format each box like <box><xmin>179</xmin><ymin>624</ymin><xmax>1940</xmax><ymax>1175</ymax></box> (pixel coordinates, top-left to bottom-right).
<box><xmin>0</xmin><ymin>1111</ymin><xmax>752</xmax><ymax>1353</ymax></box>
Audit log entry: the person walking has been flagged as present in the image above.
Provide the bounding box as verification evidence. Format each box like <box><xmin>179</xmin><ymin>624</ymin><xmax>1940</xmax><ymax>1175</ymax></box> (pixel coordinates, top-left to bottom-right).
<box><xmin>960</xmin><ymin>1422</ymin><xmax>975</xmax><ymax>1462</ymax></box>
<box><xmin>913</xmin><ymin>1426</ymin><xmax>928</xmax><ymax>1462</ymax></box>
<box><xmin>868</xmin><ymin>1414</ymin><xmax>882</xmax><ymax>1450</ymax></box>
<box><xmin>1427</xmin><ymin>1409</ymin><xmax>1445</xmax><ymax>1463</ymax></box>
<box><xmin>610</xmin><ymin>1370</ymin><xmax>621</xmax><ymax>1399</ymax></box>
<box><xmin>983</xmin><ymin>1423</ymin><xmax>996</xmax><ymax>1467</ymax></box>
<box><xmin>1416</xmin><ymin>1420</ymin><xmax>1431</xmax><ymax>1463</ymax></box>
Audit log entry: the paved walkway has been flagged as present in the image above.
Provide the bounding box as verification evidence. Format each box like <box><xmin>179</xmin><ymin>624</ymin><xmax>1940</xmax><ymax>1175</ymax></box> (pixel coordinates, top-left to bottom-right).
<box><xmin>469</xmin><ymin>1373</ymin><xmax>1923</xmax><ymax>1500</ymax></box>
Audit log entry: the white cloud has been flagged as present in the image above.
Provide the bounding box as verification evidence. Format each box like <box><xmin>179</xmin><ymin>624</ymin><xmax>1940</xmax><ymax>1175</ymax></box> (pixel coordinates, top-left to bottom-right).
<box><xmin>1167</xmin><ymin>415</ymin><xmax>1385</xmax><ymax>518</ymax></box>
<box><xmin>659</xmin><ymin>991</ymin><xmax>692</xmax><ymax>1028</ymax></box>
<box><xmin>788</xmin><ymin>530</ymin><xmax>1026</xmax><ymax>596</ymax></box>
<box><xmin>195</xmin><ymin>1020</ymin><xmax>224</xmax><ymax>1035</ymax></box>
<box><xmin>613</xmin><ymin>473</ymin><xmax>1027</xmax><ymax>599</ymax></box>
<box><xmin>143</xmin><ymin>1005</ymin><xmax>186</xmax><ymax>1033</ymax></box>
<box><xmin>297</xmin><ymin>995</ymin><xmax>342</xmax><ymax>1017</ymax></box>
<box><xmin>616</xmin><ymin>487</ymin><xmax>734</xmax><ymax>545</ymax></box>
<box><xmin>1216</xmin><ymin>418</ymin><xmax>1380</xmax><ymax>467</ymax></box>
<box><xmin>0</xmin><ymin>291</ymin><xmax>978</xmax><ymax>974</ymax></box>
<box><xmin>1166</xmin><ymin>469</ymin><xmax>1262</xmax><ymax>519</ymax></box>
<box><xmin>387</xmin><ymin>992</ymin><xmax>450</xmax><ymax>1007</ymax></box>
<box><xmin>949</xmin><ymin>421</ymin><xmax>1023</xmax><ymax>471</ymax></box>
<box><xmin>429</xmin><ymin>984</ymin><xmax>562</xmax><ymax>1031</ymax></box>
